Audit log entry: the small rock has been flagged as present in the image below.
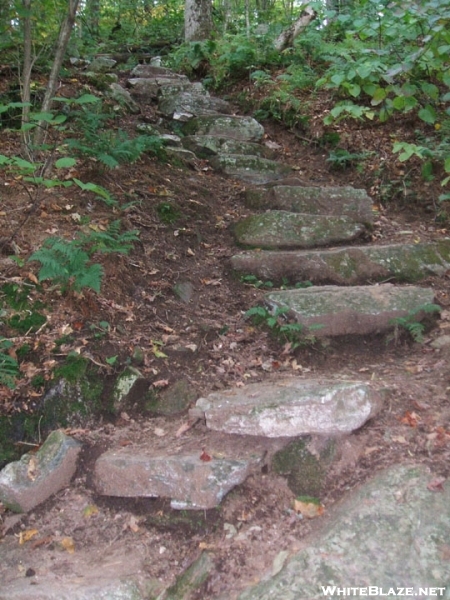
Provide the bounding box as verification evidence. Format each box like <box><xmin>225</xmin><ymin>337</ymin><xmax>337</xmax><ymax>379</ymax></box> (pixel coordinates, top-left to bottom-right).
<box><xmin>0</xmin><ymin>431</ymin><xmax>81</xmax><ymax>513</ymax></box>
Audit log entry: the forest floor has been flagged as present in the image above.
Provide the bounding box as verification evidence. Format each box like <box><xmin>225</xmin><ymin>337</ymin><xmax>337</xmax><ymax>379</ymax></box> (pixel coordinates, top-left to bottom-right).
<box><xmin>0</xmin><ymin>70</ymin><xmax>450</xmax><ymax>598</ymax></box>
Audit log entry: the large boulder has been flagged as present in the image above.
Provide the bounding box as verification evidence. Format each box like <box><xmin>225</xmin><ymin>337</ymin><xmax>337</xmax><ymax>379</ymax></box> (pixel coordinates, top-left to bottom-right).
<box><xmin>238</xmin><ymin>464</ymin><xmax>450</xmax><ymax>599</ymax></box>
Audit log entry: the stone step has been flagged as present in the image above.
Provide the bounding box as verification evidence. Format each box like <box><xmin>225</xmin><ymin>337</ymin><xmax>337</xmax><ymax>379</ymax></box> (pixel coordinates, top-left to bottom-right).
<box><xmin>182</xmin><ymin>134</ymin><xmax>276</xmax><ymax>159</ymax></box>
<box><xmin>234</xmin><ymin>211</ymin><xmax>366</xmax><ymax>249</ymax></box>
<box><xmin>210</xmin><ymin>154</ymin><xmax>292</xmax><ymax>184</ymax></box>
<box><xmin>158</xmin><ymin>89</ymin><xmax>232</xmax><ymax>119</ymax></box>
<box><xmin>231</xmin><ymin>240</ymin><xmax>450</xmax><ymax>285</ymax></box>
<box><xmin>243</xmin><ymin>184</ymin><xmax>375</xmax><ymax>226</ymax></box>
<box><xmin>181</xmin><ymin>114</ymin><xmax>264</xmax><ymax>141</ymax></box>
<box><xmin>190</xmin><ymin>379</ymin><xmax>382</xmax><ymax>438</ymax></box>
<box><xmin>265</xmin><ymin>283</ymin><xmax>436</xmax><ymax>337</ymax></box>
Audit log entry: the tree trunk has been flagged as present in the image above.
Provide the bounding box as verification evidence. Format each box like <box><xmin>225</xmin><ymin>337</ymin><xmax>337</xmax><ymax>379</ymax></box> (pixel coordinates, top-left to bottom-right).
<box><xmin>34</xmin><ymin>0</ymin><xmax>80</xmax><ymax>146</ymax></box>
<box><xmin>273</xmin><ymin>3</ymin><xmax>316</xmax><ymax>52</ymax></box>
<box><xmin>20</xmin><ymin>0</ymin><xmax>33</xmax><ymax>155</ymax></box>
<box><xmin>184</xmin><ymin>0</ymin><xmax>213</xmax><ymax>42</ymax></box>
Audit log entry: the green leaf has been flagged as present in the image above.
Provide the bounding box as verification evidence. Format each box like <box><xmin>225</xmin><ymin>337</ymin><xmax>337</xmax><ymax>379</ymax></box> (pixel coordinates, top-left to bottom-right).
<box><xmin>420</xmin><ymin>82</ymin><xmax>439</xmax><ymax>100</ymax></box>
<box><xmin>348</xmin><ymin>84</ymin><xmax>361</xmax><ymax>98</ymax></box>
<box><xmin>444</xmin><ymin>157</ymin><xmax>450</xmax><ymax>173</ymax></box>
<box><xmin>418</xmin><ymin>105</ymin><xmax>437</xmax><ymax>124</ymax></box>
<box><xmin>371</xmin><ymin>87</ymin><xmax>387</xmax><ymax>106</ymax></box>
<box><xmin>55</xmin><ymin>157</ymin><xmax>77</xmax><ymax>168</ymax></box>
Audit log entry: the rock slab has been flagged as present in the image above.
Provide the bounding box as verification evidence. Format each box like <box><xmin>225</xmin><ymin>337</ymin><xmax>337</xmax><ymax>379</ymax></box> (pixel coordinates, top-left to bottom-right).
<box><xmin>190</xmin><ymin>379</ymin><xmax>382</xmax><ymax>437</ymax></box>
<box><xmin>234</xmin><ymin>211</ymin><xmax>366</xmax><ymax>249</ymax></box>
<box><xmin>244</xmin><ymin>185</ymin><xmax>374</xmax><ymax>225</ymax></box>
<box><xmin>94</xmin><ymin>450</ymin><xmax>260</xmax><ymax>510</ymax></box>
<box><xmin>0</xmin><ymin>430</ymin><xmax>81</xmax><ymax>512</ymax></box>
<box><xmin>231</xmin><ymin>240</ymin><xmax>450</xmax><ymax>285</ymax></box>
<box><xmin>238</xmin><ymin>464</ymin><xmax>450</xmax><ymax>599</ymax></box>
<box><xmin>266</xmin><ymin>284</ymin><xmax>436</xmax><ymax>336</ymax></box>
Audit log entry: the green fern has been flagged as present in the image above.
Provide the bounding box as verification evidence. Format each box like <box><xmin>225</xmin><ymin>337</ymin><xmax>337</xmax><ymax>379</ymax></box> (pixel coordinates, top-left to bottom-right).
<box><xmin>28</xmin><ymin>238</ymin><xmax>103</xmax><ymax>293</ymax></box>
<box><xmin>77</xmin><ymin>220</ymin><xmax>140</xmax><ymax>254</ymax></box>
<box><xmin>390</xmin><ymin>303</ymin><xmax>441</xmax><ymax>342</ymax></box>
<box><xmin>0</xmin><ymin>338</ymin><xmax>20</xmax><ymax>389</ymax></box>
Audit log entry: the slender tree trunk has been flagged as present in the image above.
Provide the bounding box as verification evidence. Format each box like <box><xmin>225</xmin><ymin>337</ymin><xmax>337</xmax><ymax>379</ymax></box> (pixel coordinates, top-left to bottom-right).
<box><xmin>273</xmin><ymin>3</ymin><xmax>316</xmax><ymax>51</ymax></box>
<box><xmin>245</xmin><ymin>0</ymin><xmax>250</xmax><ymax>37</ymax></box>
<box><xmin>34</xmin><ymin>0</ymin><xmax>80</xmax><ymax>146</ymax></box>
<box><xmin>184</xmin><ymin>0</ymin><xmax>212</xmax><ymax>41</ymax></box>
<box><xmin>20</xmin><ymin>0</ymin><xmax>33</xmax><ymax>154</ymax></box>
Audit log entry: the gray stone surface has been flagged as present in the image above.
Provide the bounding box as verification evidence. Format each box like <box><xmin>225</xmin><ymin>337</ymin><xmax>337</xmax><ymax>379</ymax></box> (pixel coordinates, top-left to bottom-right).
<box><xmin>182</xmin><ymin>135</ymin><xmax>276</xmax><ymax>159</ymax></box>
<box><xmin>182</xmin><ymin>115</ymin><xmax>264</xmax><ymax>141</ymax></box>
<box><xmin>238</xmin><ymin>464</ymin><xmax>450</xmax><ymax>600</ymax></box>
<box><xmin>0</xmin><ymin>578</ymin><xmax>150</xmax><ymax>600</ymax></box>
<box><xmin>210</xmin><ymin>154</ymin><xmax>292</xmax><ymax>184</ymax></box>
<box><xmin>159</xmin><ymin>90</ymin><xmax>232</xmax><ymax>118</ymax></box>
<box><xmin>234</xmin><ymin>211</ymin><xmax>366</xmax><ymax>249</ymax></box>
<box><xmin>108</xmin><ymin>83</ymin><xmax>140</xmax><ymax>114</ymax></box>
<box><xmin>128</xmin><ymin>76</ymin><xmax>192</xmax><ymax>100</ymax></box>
<box><xmin>231</xmin><ymin>241</ymin><xmax>450</xmax><ymax>285</ymax></box>
<box><xmin>112</xmin><ymin>366</ymin><xmax>145</xmax><ymax>414</ymax></box>
<box><xmin>265</xmin><ymin>284</ymin><xmax>436</xmax><ymax>337</ymax></box>
<box><xmin>190</xmin><ymin>379</ymin><xmax>382</xmax><ymax>437</ymax></box>
<box><xmin>243</xmin><ymin>185</ymin><xmax>375</xmax><ymax>225</ymax></box>
<box><xmin>130</xmin><ymin>64</ymin><xmax>183</xmax><ymax>78</ymax></box>
<box><xmin>94</xmin><ymin>449</ymin><xmax>260</xmax><ymax>509</ymax></box>
<box><xmin>89</xmin><ymin>56</ymin><xmax>117</xmax><ymax>72</ymax></box>
<box><xmin>0</xmin><ymin>431</ymin><xmax>81</xmax><ymax>512</ymax></box>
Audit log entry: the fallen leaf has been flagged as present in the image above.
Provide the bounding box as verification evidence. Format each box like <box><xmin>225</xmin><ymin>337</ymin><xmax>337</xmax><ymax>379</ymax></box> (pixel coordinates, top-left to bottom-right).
<box><xmin>19</xmin><ymin>529</ymin><xmax>39</xmax><ymax>544</ymax></box>
<box><xmin>152</xmin><ymin>379</ymin><xmax>169</xmax><ymax>388</ymax></box>
<box><xmin>154</xmin><ymin>427</ymin><xmax>166</xmax><ymax>437</ymax></box>
<box><xmin>293</xmin><ymin>497</ymin><xmax>324</xmax><ymax>519</ymax></box>
<box><xmin>83</xmin><ymin>504</ymin><xmax>99</xmax><ymax>518</ymax></box>
<box><xmin>427</xmin><ymin>477</ymin><xmax>446</xmax><ymax>492</ymax></box>
<box><xmin>27</xmin><ymin>456</ymin><xmax>38</xmax><ymax>481</ymax></box>
<box><xmin>400</xmin><ymin>411</ymin><xmax>420</xmax><ymax>427</ymax></box>
<box><xmin>128</xmin><ymin>516</ymin><xmax>140</xmax><ymax>532</ymax></box>
<box><xmin>200</xmin><ymin>448</ymin><xmax>212</xmax><ymax>462</ymax></box>
<box><xmin>175</xmin><ymin>422</ymin><xmax>191</xmax><ymax>437</ymax></box>
<box><xmin>60</xmin><ymin>537</ymin><xmax>75</xmax><ymax>553</ymax></box>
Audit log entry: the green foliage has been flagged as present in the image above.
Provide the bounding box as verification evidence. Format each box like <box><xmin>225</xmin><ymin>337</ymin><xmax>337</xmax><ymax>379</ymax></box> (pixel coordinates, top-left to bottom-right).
<box><xmin>245</xmin><ymin>304</ymin><xmax>320</xmax><ymax>349</ymax></box>
<box><xmin>27</xmin><ymin>219</ymin><xmax>138</xmax><ymax>294</ymax></box>
<box><xmin>316</xmin><ymin>0</ymin><xmax>450</xmax><ymax>126</ymax></box>
<box><xmin>0</xmin><ymin>339</ymin><xmax>20</xmax><ymax>389</ymax></box>
<box><xmin>66</xmin><ymin>112</ymin><xmax>165</xmax><ymax>168</ymax></box>
<box><xmin>240</xmin><ymin>275</ymin><xmax>274</xmax><ymax>289</ymax></box>
<box><xmin>327</xmin><ymin>148</ymin><xmax>373</xmax><ymax>170</ymax></box>
<box><xmin>8</xmin><ymin>311</ymin><xmax>46</xmax><ymax>334</ymax></box>
<box><xmin>156</xmin><ymin>202</ymin><xmax>181</xmax><ymax>224</ymax></box>
<box><xmin>28</xmin><ymin>238</ymin><xmax>104</xmax><ymax>294</ymax></box>
<box><xmin>390</xmin><ymin>303</ymin><xmax>441</xmax><ymax>342</ymax></box>
<box><xmin>78</xmin><ymin>220</ymin><xmax>140</xmax><ymax>254</ymax></box>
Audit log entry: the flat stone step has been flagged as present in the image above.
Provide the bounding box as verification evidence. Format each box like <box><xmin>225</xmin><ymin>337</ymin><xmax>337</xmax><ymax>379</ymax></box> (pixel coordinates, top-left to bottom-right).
<box><xmin>210</xmin><ymin>155</ymin><xmax>292</xmax><ymax>185</ymax></box>
<box><xmin>231</xmin><ymin>240</ymin><xmax>450</xmax><ymax>285</ymax></box>
<box><xmin>182</xmin><ymin>115</ymin><xmax>264</xmax><ymax>141</ymax></box>
<box><xmin>182</xmin><ymin>135</ymin><xmax>276</xmax><ymax>159</ymax></box>
<box><xmin>265</xmin><ymin>284</ymin><xmax>436</xmax><ymax>337</ymax></box>
<box><xmin>234</xmin><ymin>211</ymin><xmax>366</xmax><ymax>249</ymax></box>
<box><xmin>190</xmin><ymin>379</ymin><xmax>382</xmax><ymax>438</ymax></box>
<box><xmin>158</xmin><ymin>90</ymin><xmax>232</xmax><ymax>118</ymax></box>
<box><xmin>243</xmin><ymin>185</ymin><xmax>375</xmax><ymax>226</ymax></box>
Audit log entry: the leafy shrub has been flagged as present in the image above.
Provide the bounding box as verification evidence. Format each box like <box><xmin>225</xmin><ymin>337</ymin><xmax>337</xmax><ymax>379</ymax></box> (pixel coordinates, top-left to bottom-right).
<box><xmin>0</xmin><ymin>339</ymin><xmax>20</xmax><ymax>389</ymax></box>
<box><xmin>28</xmin><ymin>238</ymin><xmax>104</xmax><ymax>293</ymax></box>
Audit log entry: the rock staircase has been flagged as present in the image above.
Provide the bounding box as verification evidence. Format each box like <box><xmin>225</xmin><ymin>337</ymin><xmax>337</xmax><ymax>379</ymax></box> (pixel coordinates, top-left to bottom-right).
<box><xmin>1</xmin><ymin>60</ymin><xmax>450</xmax><ymax>600</ymax></box>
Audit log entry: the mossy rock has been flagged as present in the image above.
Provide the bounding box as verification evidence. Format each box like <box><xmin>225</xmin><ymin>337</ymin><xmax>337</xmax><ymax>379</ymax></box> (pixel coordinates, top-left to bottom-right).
<box><xmin>272</xmin><ymin>436</ymin><xmax>336</xmax><ymax>497</ymax></box>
